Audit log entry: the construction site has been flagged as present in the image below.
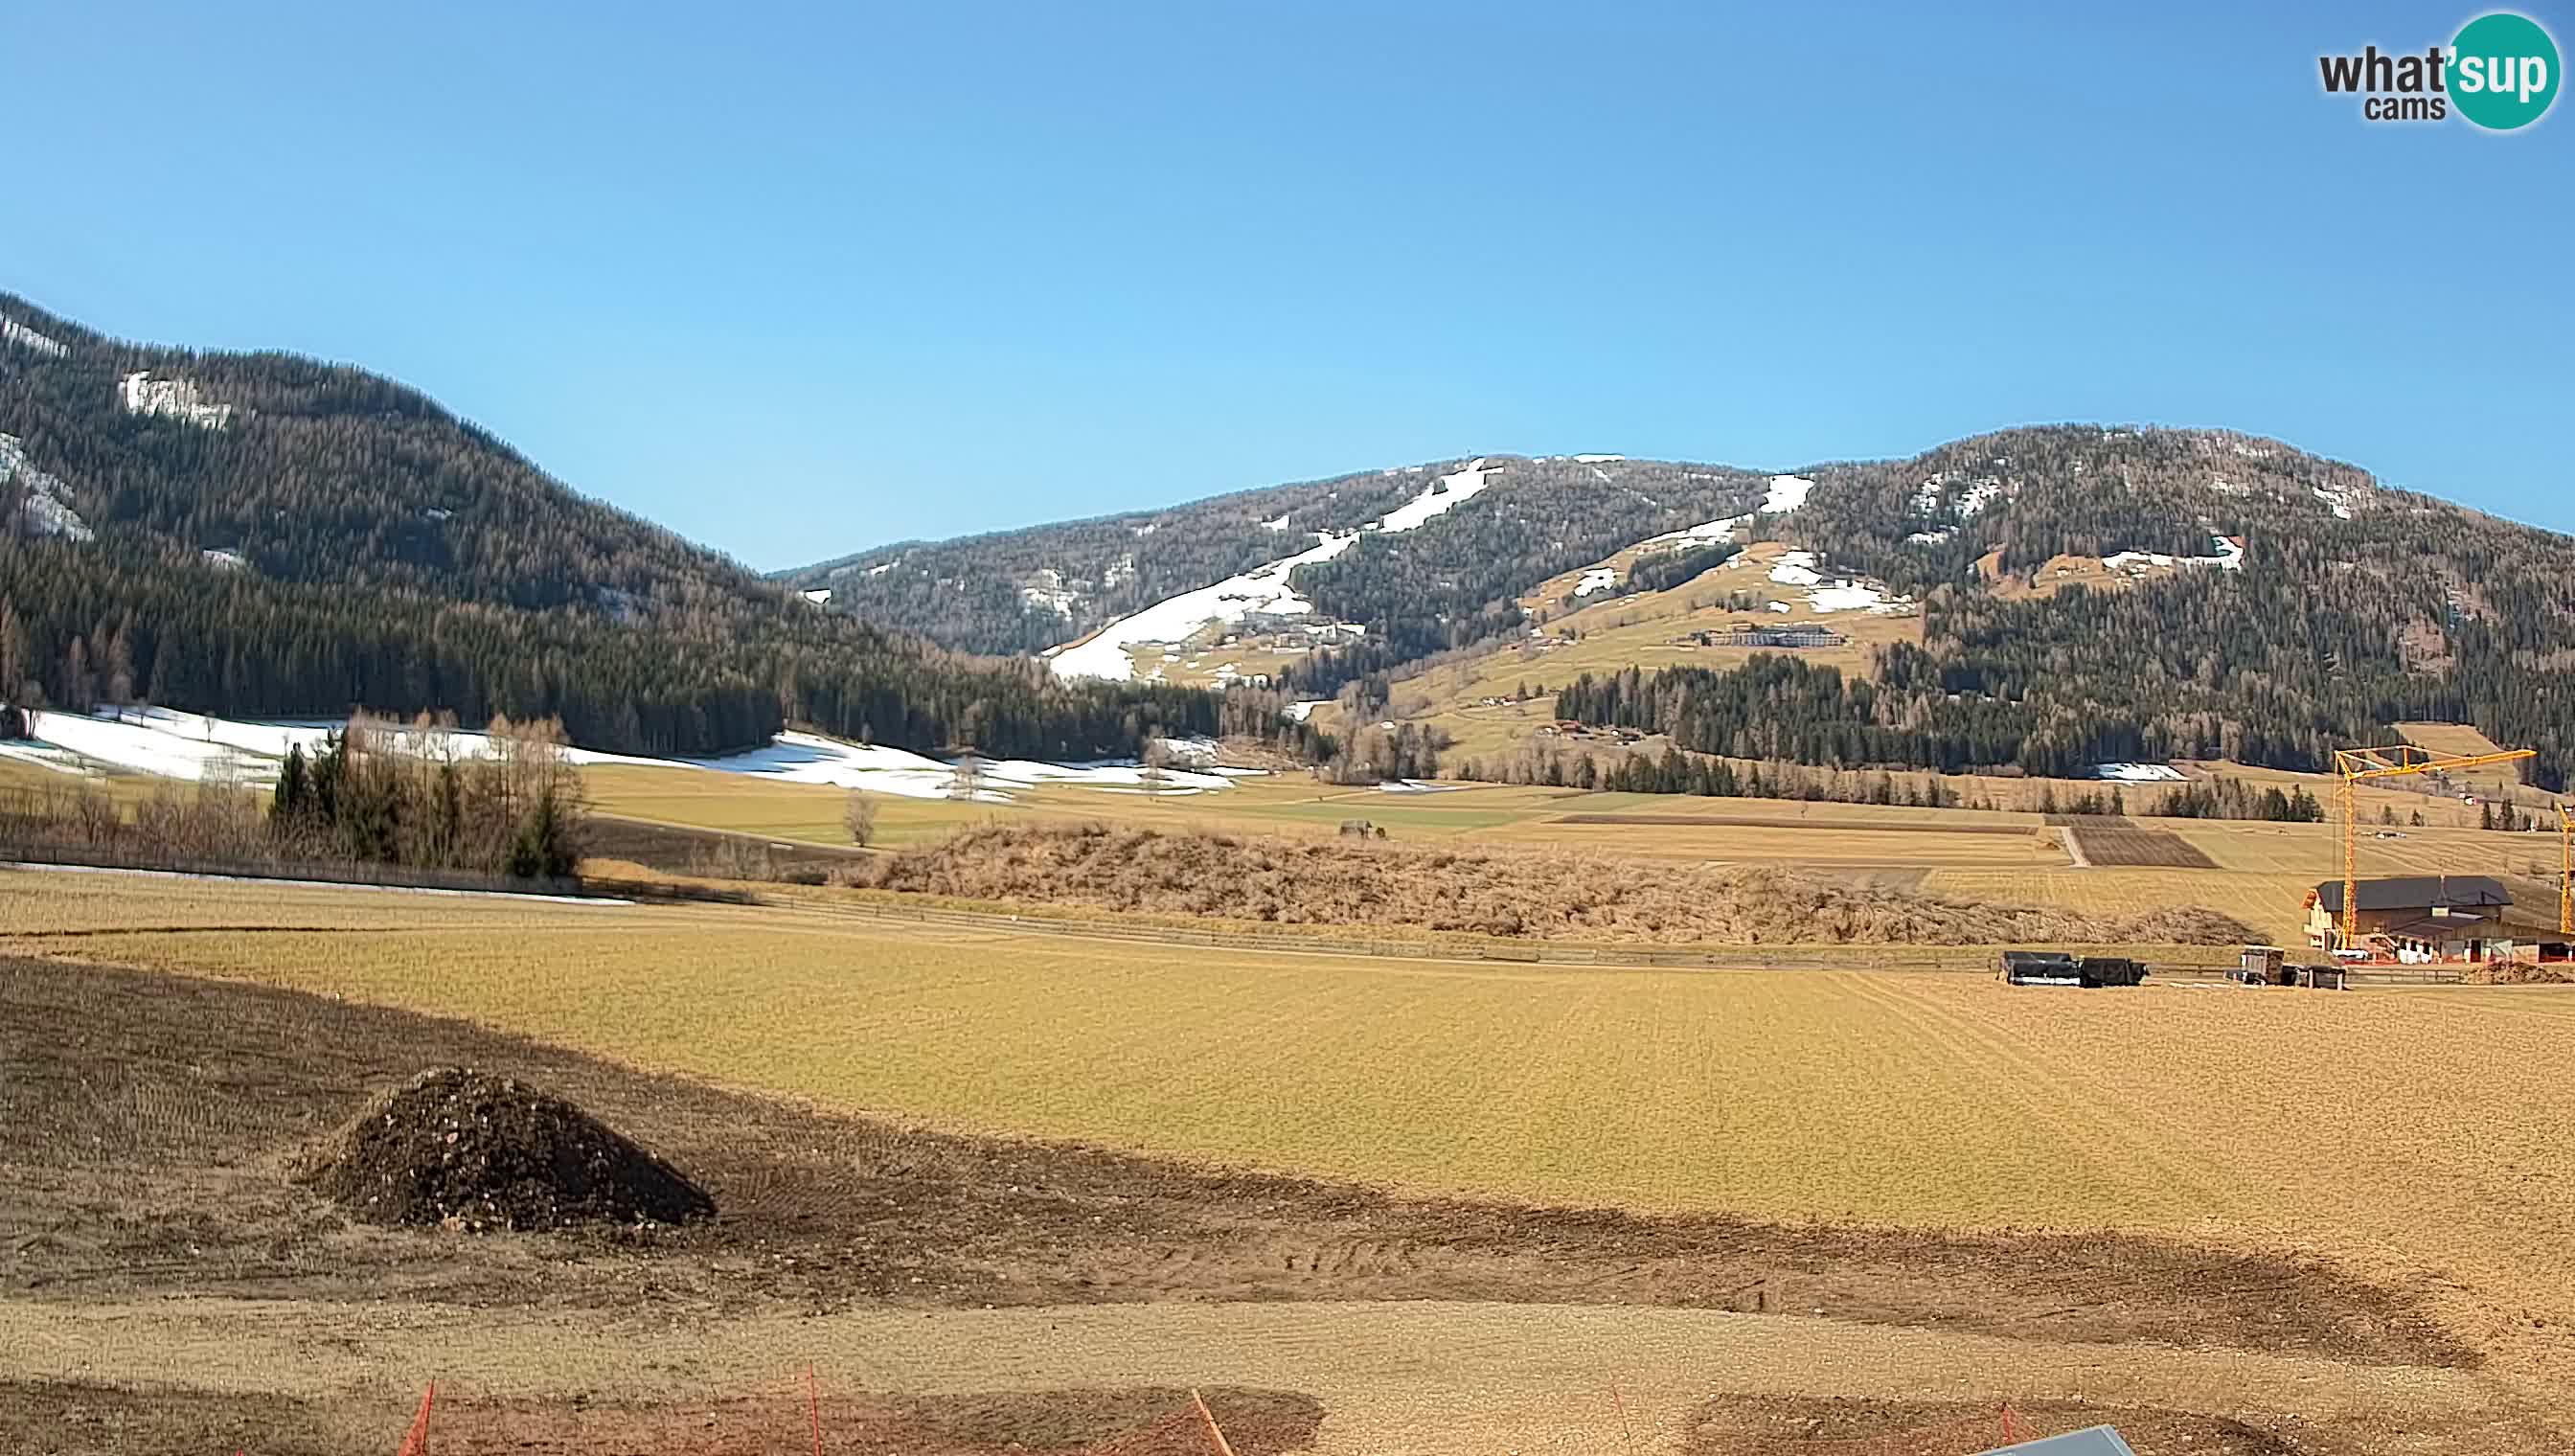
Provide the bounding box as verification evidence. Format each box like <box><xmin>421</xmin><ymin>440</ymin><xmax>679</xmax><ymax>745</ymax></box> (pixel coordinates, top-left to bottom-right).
<box><xmin>2311</xmin><ymin>741</ymin><xmax>2575</xmax><ymax>968</ymax></box>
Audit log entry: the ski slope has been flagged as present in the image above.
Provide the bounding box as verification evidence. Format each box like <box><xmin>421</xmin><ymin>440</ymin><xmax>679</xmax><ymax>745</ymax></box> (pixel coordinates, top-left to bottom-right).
<box><xmin>1048</xmin><ymin>459</ymin><xmax>1502</xmax><ymax>681</ymax></box>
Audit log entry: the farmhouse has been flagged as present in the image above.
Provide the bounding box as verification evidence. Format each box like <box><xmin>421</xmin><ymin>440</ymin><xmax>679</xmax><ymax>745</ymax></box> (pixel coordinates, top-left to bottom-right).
<box><xmin>2306</xmin><ymin>876</ymin><xmax>2513</xmax><ymax>960</ymax></box>
<box><xmin>1689</xmin><ymin>624</ymin><xmax>1848</xmax><ymax>649</ymax></box>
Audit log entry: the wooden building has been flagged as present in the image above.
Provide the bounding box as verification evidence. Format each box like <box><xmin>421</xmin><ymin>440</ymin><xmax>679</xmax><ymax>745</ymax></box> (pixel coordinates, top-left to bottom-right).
<box><xmin>2305</xmin><ymin>876</ymin><xmax>2512</xmax><ymax>960</ymax></box>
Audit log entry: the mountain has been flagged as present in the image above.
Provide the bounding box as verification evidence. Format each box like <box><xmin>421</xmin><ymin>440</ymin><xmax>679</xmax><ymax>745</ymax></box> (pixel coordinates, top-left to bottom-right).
<box><xmin>0</xmin><ymin>293</ymin><xmax>1221</xmax><ymax>760</ymax></box>
<box><xmin>784</xmin><ymin>428</ymin><xmax>2575</xmax><ymax>790</ymax></box>
<box><xmin>778</xmin><ymin>455</ymin><xmax>1776</xmax><ymax>664</ymax></box>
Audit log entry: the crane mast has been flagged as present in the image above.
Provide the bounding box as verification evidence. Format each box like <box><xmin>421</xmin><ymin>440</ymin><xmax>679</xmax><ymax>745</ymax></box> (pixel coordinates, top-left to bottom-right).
<box><xmin>2331</xmin><ymin>745</ymin><xmax>2537</xmax><ymax>952</ymax></box>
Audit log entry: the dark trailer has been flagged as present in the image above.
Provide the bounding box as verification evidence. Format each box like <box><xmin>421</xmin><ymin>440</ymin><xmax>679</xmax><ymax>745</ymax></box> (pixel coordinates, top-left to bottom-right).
<box><xmin>2000</xmin><ymin>951</ymin><xmax>2147</xmax><ymax>988</ymax></box>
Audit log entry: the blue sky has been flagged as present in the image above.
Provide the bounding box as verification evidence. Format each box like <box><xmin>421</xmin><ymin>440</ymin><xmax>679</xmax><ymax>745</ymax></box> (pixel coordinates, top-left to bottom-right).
<box><xmin>11</xmin><ymin>2</ymin><xmax>2569</xmax><ymax>568</ymax></box>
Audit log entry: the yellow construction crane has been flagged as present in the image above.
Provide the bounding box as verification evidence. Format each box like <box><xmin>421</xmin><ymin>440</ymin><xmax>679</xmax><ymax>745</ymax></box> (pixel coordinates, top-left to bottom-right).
<box><xmin>2331</xmin><ymin>744</ymin><xmax>2537</xmax><ymax>951</ymax></box>
<box><xmin>2559</xmin><ymin>799</ymin><xmax>2571</xmax><ymax>937</ymax></box>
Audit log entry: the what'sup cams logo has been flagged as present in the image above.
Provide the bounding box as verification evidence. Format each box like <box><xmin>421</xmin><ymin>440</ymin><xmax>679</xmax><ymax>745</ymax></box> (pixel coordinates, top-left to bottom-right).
<box><xmin>2319</xmin><ymin>11</ymin><xmax>2559</xmax><ymax>128</ymax></box>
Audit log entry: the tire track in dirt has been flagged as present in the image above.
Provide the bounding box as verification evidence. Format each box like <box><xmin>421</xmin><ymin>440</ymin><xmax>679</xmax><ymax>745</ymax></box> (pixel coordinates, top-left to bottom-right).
<box><xmin>1833</xmin><ymin>974</ymin><xmax>2245</xmax><ymax>1223</ymax></box>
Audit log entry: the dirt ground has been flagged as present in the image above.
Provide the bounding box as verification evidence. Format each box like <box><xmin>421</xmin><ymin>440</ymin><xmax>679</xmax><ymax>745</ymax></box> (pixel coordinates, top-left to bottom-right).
<box><xmin>3</xmin><ymin>1381</ymin><xmax>1322</xmax><ymax>1456</ymax></box>
<box><xmin>0</xmin><ymin>955</ymin><xmax>2558</xmax><ymax>1453</ymax></box>
<box><xmin>0</xmin><ymin>956</ymin><xmax>2458</xmax><ymax>1357</ymax></box>
<box><xmin>2053</xmin><ymin>818</ymin><xmax>2221</xmax><ymax>870</ymax></box>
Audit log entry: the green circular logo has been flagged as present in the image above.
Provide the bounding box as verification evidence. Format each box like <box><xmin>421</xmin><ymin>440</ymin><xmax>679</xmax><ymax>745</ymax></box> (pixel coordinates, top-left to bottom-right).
<box><xmin>2451</xmin><ymin>11</ymin><xmax>2560</xmax><ymax>130</ymax></box>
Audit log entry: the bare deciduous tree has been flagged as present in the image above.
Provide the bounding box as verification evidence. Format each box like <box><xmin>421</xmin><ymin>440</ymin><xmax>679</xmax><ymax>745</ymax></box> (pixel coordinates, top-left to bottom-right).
<box><xmin>842</xmin><ymin>788</ymin><xmax>880</xmax><ymax>847</ymax></box>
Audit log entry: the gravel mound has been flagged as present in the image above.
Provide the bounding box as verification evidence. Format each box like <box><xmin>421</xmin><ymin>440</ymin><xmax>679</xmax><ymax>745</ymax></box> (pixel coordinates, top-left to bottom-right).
<box><xmin>301</xmin><ymin>1067</ymin><xmax>715</xmax><ymax>1232</ymax></box>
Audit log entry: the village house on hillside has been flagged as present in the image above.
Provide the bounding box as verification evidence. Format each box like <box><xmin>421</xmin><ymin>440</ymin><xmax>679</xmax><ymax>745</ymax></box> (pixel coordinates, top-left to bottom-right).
<box><xmin>2307</xmin><ymin>876</ymin><xmax>2519</xmax><ymax>961</ymax></box>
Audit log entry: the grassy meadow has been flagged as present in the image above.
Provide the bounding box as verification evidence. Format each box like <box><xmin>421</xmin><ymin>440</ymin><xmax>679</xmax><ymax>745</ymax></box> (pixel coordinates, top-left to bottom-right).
<box><xmin>10</xmin><ymin>863</ymin><xmax>2575</xmax><ymax>1365</ymax></box>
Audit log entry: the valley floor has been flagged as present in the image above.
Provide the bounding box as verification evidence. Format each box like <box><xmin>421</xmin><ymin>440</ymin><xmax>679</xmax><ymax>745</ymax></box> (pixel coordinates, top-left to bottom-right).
<box><xmin>8</xmin><ymin>871</ymin><xmax>2575</xmax><ymax>1450</ymax></box>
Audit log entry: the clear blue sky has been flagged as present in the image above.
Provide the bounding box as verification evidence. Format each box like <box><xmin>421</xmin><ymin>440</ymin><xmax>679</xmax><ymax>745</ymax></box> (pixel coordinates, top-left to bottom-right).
<box><xmin>11</xmin><ymin>2</ymin><xmax>2570</xmax><ymax>568</ymax></box>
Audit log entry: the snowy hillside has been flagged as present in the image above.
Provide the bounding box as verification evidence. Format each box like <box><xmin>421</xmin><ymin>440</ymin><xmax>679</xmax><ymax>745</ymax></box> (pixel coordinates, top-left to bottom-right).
<box><xmin>6</xmin><ymin>708</ymin><xmax>1254</xmax><ymax>805</ymax></box>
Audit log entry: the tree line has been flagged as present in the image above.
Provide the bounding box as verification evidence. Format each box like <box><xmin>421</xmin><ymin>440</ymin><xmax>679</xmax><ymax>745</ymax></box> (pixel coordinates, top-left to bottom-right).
<box><xmin>0</xmin><ymin>292</ymin><xmax>1264</xmax><ymax>762</ymax></box>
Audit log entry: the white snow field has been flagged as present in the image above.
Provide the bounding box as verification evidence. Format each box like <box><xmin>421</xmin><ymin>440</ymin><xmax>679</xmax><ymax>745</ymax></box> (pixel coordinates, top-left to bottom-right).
<box><xmin>2104</xmin><ymin>533</ymin><xmax>2245</xmax><ymax>575</ymax></box>
<box><xmin>1047</xmin><ymin>459</ymin><xmax>1502</xmax><ymax>682</ymax></box>
<box><xmin>11</xmin><ymin>709</ymin><xmax>1248</xmax><ymax>805</ymax></box>
<box><xmin>1044</xmin><ymin>527</ymin><xmax>1359</xmax><ymax>680</ymax></box>
<box><xmin>1</xmin><ymin>314</ymin><xmax>68</xmax><ymax>357</ymax></box>
<box><xmin>1574</xmin><ymin>567</ymin><xmax>1617</xmax><ymax>597</ymax></box>
<box><xmin>2091</xmin><ymin>762</ymin><xmax>2186</xmax><ymax>783</ymax></box>
<box><xmin>1633</xmin><ymin>513</ymin><xmax>1750</xmax><ymax>553</ymax></box>
<box><xmin>1764</xmin><ymin>551</ymin><xmax>1916</xmax><ymax>615</ymax></box>
<box><xmin>1374</xmin><ymin>458</ymin><xmax>1497</xmax><ymax>534</ymax></box>
<box><xmin>0</xmin><ymin>434</ymin><xmax>92</xmax><ymax>542</ymax></box>
<box><xmin>20</xmin><ymin>707</ymin><xmax>672</xmax><ymax>785</ymax></box>
<box><xmin>118</xmin><ymin>372</ymin><xmax>234</xmax><ymax>430</ymax></box>
<box><xmin>1761</xmin><ymin>474</ymin><xmax>1814</xmax><ymax>514</ymax></box>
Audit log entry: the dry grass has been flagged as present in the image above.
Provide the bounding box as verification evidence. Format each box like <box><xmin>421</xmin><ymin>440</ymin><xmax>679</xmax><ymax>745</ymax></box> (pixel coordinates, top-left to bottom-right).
<box><xmin>13</xmin><ymin>866</ymin><xmax>2575</xmax><ymax>1351</ymax></box>
<box><xmin>2396</xmin><ymin>721</ymin><xmax>2512</xmax><ymax>759</ymax></box>
<box><xmin>843</xmin><ymin>823</ymin><xmax>2254</xmax><ymax>944</ymax></box>
<box><xmin>17</xmin><ymin>866</ymin><xmax>2575</xmax><ymax>1415</ymax></box>
<box><xmin>1357</xmin><ymin>543</ymin><xmax>1924</xmax><ymax>761</ymax></box>
<box><xmin>0</xmin><ymin>870</ymin><xmax>2326</xmax><ymax>1227</ymax></box>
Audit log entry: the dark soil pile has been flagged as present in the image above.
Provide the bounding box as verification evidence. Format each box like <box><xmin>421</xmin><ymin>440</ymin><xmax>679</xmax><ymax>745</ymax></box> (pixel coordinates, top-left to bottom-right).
<box><xmin>300</xmin><ymin>1067</ymin><xmax>715</xmax><ymax>1232</ymax></box>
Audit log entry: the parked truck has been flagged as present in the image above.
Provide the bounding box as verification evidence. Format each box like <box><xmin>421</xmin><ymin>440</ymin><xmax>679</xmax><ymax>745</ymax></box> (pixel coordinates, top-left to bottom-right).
<box><xmin>2000</xmin><ymin>950</ymin><xmax>2147</xmax><ymax>988</ymax></box>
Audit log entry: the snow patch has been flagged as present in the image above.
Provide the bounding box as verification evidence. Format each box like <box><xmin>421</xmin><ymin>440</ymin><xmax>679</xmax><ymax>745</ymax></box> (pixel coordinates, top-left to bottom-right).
<box><xmin>1045</xmin><ymin>458</ymin><xmax>1500</xmax><ymax>681</ymax></box>
<box><xmin>0</xmin><ymin>434</ymin><xmax>91</xmax><ymax>542</ymax></box>
<box><xmin>119</xmin><ymin>372</ymin><xmax>234</xmax><ymax>430</ymax></box>
<box><xmin>1261</xmin><ymin>512</ymin><xmax>1291</xmax><ymax>531</ymax></box>
<box><xmin>1572</xmin><ymin>453</ymin><xmax>1626</xmax><ymax>463</ymax></box>
<box><xmin>1046</xmin><ymin>528</ymin><xmax>1358</xmax><ymax>681</ymax></box>
<box><xmin>1377</xmin><ymin>459</ymin><xmax>1497</xmax><ymax>534</ymax></box>
<box><xmin>26</xmin><ymin>707</ymin><xmax>673</xmax><ymax>785</ymax></box>
<box><xmin>23</xmin><ymin>709</ymin><xmax>1249</xmax><ymax>806</ymax></box>
<box><xmin>1761</xmin><ymin>474</ymin><xmax>1813</xmax><ymax>514</ymax></box>
<box><xmin>202</xmin><ymin>548</ymin><xmax>248</xmax><ymax>570</ymax></box>
<box><xmin>2105</xmin><ymin>534</ymin><xmax>2243</xmax><ymax>575</ymax></box>
<box><xmin>1636</xmin><ymin>514</ymin><xmax>1750</xmax><ymax>552</ymax></box>
<box><xmin>1573</xmin><ymin>567</ymin><xmax>1617</xmax><ymax>598</ymax></box>
<box><xmin>2313</xmin><ymin>485</ymin><xmax>2355</xmax><ymax>520</ymax></box>
<box><xmin>801</xmin><ymin>588</ymin><xmax>832</xmax><ymax>604</ymax></box>
<box><xmin>1906</xmin><ymin>527</ymin><xmax>1956</xmax><ymax>545</ymax></box>
<box><xmin>1766</xmin><ymin>550</ymin><xmax>1916</xmax><ymax>615</ymax></box>
<box><xmin>2091</xmin><ymin>762</ymin><xmax>2185</xmax><ymax>783</ymax></box>
<box><xmin>1</xmin><ymin>315</ymin><xmax>67</xmax><ymax>357</ymax></box>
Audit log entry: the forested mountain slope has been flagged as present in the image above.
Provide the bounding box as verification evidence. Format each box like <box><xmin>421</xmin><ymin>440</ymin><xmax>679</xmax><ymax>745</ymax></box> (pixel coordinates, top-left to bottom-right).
<box><xmin>1583</xmin><ymin>426</ymin><xmax>2575</xmax><ymax>789</ymax></box>
<box><xmin>0</xmin><ymin>292</ymin><xmax>1216</xmax><ymax>759</ymax></box>
<box><xmin>780</xmin><ymin>456</ymin><xmax>1774</xmax><ymax>660</ymax></box>
<box><xmin>792</xmin><ymin>425</ymin><xmax>2575</xmax><ymax>789</ymax></box>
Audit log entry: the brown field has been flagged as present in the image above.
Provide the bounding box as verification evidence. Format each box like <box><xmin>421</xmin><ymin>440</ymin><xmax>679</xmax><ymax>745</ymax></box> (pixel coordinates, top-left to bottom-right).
<box><xmin>2059</xmin><ymin>817</ymin><xmax>2220</xmax><ymax>869</ymax></box>
<box><xmin>2396</xmin><ymin>721</ymin><xmax>2512</xmax><ymax>759</ymax></box>
<box><xmin>9</xmin><ymin>866</ymin><xmax>2575</xmax><ymax>1449</ymax></box>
